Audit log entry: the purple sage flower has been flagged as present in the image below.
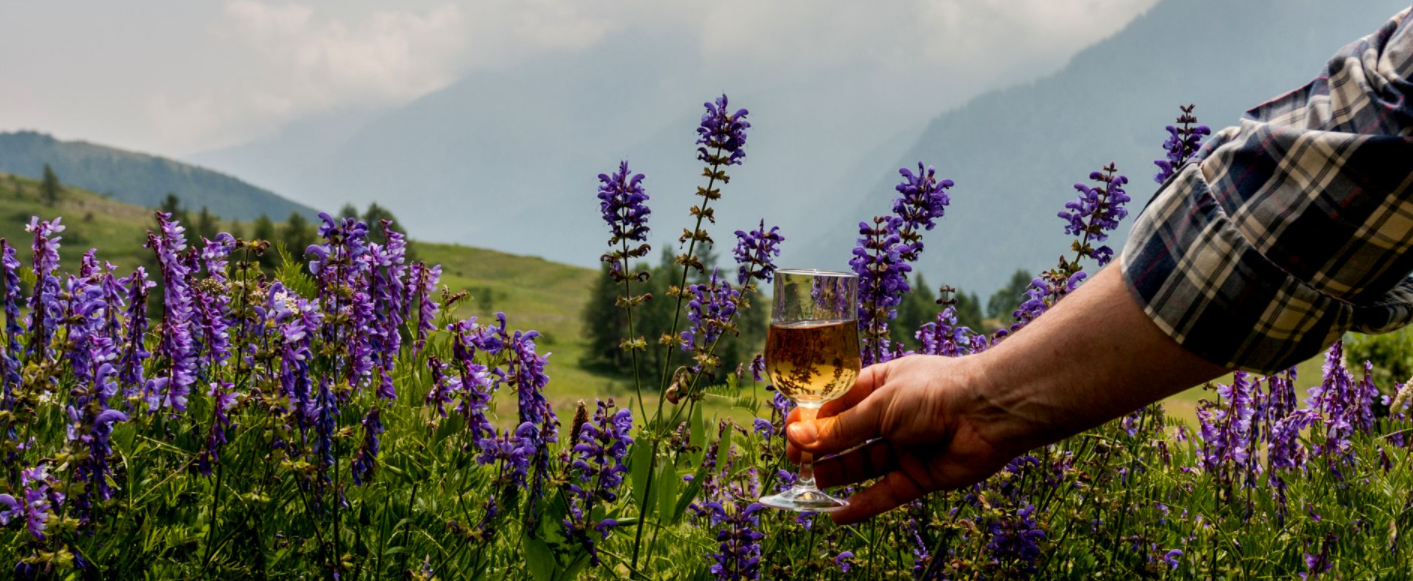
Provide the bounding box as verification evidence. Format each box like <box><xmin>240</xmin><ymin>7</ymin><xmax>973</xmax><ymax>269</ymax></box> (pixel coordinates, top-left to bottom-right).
<box><xmin>351</xmin><ymin>407</ymin><xmax>383</xmax><ymax>486</ymax></box>
<box><xmin>697</xmin><ymin>94</ymin><xmax>751</xmax><ymax>167</ymax></box>
<box><xmin>731</xmin><ymin>220</ymin><xmax>783</xmax><ymax>287</ymax></box>
<box><xmin>1154</xmin><ymin>104</ymin><xmax>1212</xmax><ymax>184</ymax></box>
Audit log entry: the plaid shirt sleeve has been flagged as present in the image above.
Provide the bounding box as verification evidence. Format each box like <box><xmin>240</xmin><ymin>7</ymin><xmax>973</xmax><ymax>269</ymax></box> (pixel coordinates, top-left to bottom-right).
<box><xmin>1120</xmin><ymin>6</ymin><xmax>1413</xmax><ymax>374</ymax></box>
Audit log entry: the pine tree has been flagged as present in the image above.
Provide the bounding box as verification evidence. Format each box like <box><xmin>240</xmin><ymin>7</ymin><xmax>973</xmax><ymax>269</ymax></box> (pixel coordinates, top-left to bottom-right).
<box><xmin>282</xmin><ymin>212</ymin><xmax>315</xmax><ymax>271</ymax></box>
<box><xmin>195</xmin><ymin>207</ymin><xmax>219</xmax><ymax>241</ymax></box>
<box><xmin>583</xmin><ymin>265</ymin><xmax>628</xmax><ymax>372</ymax></box>
<box><xmin>338</xmin><ymin>203</ymin><xmax>360</xmax><ymax>219</ymax></box>
<box><xmin>988</xmin><ymin>269</ymin><xmax>1034</xmax><ymax>320</ymax></box>
<box><xmin>157</xmin><ymin>193</ymin><xmax>195</xmax><ymax>244</ymax></box>
<box><xmin>40</xmin><ymin>164</ymin><xmax>61</xmax><ymax>206</ymax></box>
<box><xmin>954</xmin><ymin>291</ymin><xmax>986</xmax><ymax>331</ymax></box>
<box><xmin>252</xmin><ymin>213</ymin><xmax>277</xmax><ymax>268</ymax></box>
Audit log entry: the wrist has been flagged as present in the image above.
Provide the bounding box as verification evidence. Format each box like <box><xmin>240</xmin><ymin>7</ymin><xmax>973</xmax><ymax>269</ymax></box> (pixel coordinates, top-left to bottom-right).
<box><xmin>956</xmin><ymin>349</ymin><xmax>1052</xmax><ymax>457</ymax></box>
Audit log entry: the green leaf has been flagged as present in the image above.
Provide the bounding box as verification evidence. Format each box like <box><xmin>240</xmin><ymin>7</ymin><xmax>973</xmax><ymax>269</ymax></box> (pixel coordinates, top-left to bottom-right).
<box><xmin>657</xmin><ymin>463</ymin><xmax>678</xmax><ymax>520</ymax></box>
<box><xmin>523</xmin><ymin>531</ymin><xmax>555</xmax><ymax>581</ymax></box>
<box><xmin>272</xmin><ymin>242</ymin><xmax>316</xmax><ymax>298</ymax></box>
<box><xmin>112</xmin><ymin>422</ymin><xmax>137</xmax><ymax>454</ymax></box>
<box><xmin>555</xmin><ymin>554</ymin><xmax>591</xmax><ymax>581</ymax></box>
<box><xmin>629</xmin><ymin>442</ymin><xmax>654</xmax><ymax>512</ymax></box>
<box><xmin>672</xmin><ymin>460</ymin><xmax>708</xmax><ymax>525</ymax></box>
<box><xmin>718</xmin><ymin>423</ymin><xmax>733</xmax><ymax>469</ymax></box>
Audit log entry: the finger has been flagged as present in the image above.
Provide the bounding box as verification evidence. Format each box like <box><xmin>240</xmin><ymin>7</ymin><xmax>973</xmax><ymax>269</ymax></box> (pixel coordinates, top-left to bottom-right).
<box><xmin>782</xmin><ymin>359</ymin><xmax>895</xmax><ymax>429</ymax></box>
<box><xmin>830</xmin><ymin>470</ymin><xmax>927</xmax><ymax>526</ymax></box>
<box><xmin>787</xmin><ymin>396</ymin><xmax>883</xmax><ymax>456</ymax></box>
<box><xmin>813</xmin><ymin>440</ymin><xmax>897</xmax><ymax>488</ymax></box>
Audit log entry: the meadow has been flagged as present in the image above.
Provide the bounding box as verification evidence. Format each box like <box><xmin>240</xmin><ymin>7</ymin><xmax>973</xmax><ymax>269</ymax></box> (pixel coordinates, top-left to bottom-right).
<box><xmin>0</xmin><ymin>94</ymin><xmax>1406</xmax><ymax>581</ymax></box>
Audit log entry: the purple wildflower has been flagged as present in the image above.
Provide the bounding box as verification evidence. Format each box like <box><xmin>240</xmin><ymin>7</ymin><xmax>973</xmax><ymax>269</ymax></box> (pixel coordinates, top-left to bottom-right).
<box><xmin>198</xmin><ymin>381</ymin><xmax>239</xmax><ymax>477</ymax></box>
<box><xmin>681</xmin><ymin>269</ymin><xmax>739</xmax><ymax>354</ymax></box>
<box><xmin>706</xmin><ymin>500</ymin><xmax>764</xmax><ymax>581</ymax></box>
<box><xmin>1300</xmin><ymin>533</ymin><xmax>1336</xmax><ymax>579</ymax></box>
<box><xmin>731</xmin><ymin>220</ymin><xmax>783</xmax><ymax>287</ymax></box>
<box><xmin>313</xmin><ymin>378</ymin><xmax>337</xmax><ymax>488</ymax></box>
<box><xmin>834</xmin><ymin>551</ymin><xmax>855</xmax><ymax>573</ymax></box>
<box><xmin>1154</xmin><ymin>104</ymin><xmax>1212</xmax><ymax>184</ymax></box>
<box><xmin>1058</xmin><ymin>166</ymin><xmax>1130</xmax><ymax>267</ymax></box>
<box><xmin>144</xmin><ymin>212</ymin><xmax>196</xmax><ymax>412</ymax></box>
<box><xmin>0</xmin><ymin>240</ymin><xmax>19</xmax><ymax>411</ymax></box>
<box><xmin>891</xmin><ymin>163</ymin><xmax>954</xmax><ymax>261</ymax></box>
<box><xmin>12</xmin><ymin>466</ymin><xmax>62</xmax><ymax>540</ymax></box>
<box><xmin>425</xmin><ymin>356</ymin><xmax>461</xmax><ymax>418</ymax></box>
<box><xmin>478</xmin><ymin>422</ymin><xmax>538</xmax><ymax>490</ymax></box>
<box><xmin>850</xmin><ymin>164</ymin><xmax>953</xmax><ymax>363</ymax></box>
<box><xmin>564</xmin><ymin>400</ymin><xmax>633</xmax><ymax>566</ymax></box>
<box><xmin>191</xmin><ymin>235</ymin><xmax>235</xmax><ymax>369</ymax></box>
<box><xmin>409</xmin><ymin>262</ymin><xmax>441</xmax><ymax>357</ymax></box>
<box><xmin>748</xmin><ymin>354</ymin><xmax>765</xmax><ymax>382</ymax></box>
<box><xmin>25</xmin><ymin>217</ymin><xmax>64</xmax><ymax>360</ymax></box>
<box><xmin>697</xmin><ymin>94</ymin><xmax>751</xmax><ymax>167</ymax></box>
<box><xmin>366</xmin><ymin>220</ymin><xmax>408</xmax><ymax>399</ymax></box>
<box><xmin>351</xmin><ymin>407</ymin><xmax>383</xmax><ymax>485</ymax></box>
<box><xmin>447</xmin><ymin>319</ymin><xmax>496</xmax><ymax>446</ymax></box>
<box><xmin>986</xmin><ymin>502</ymin><xmax>1046</xmax><ymax>571</ymax></box>
<box><xmin>1195</xmin><ymin>371</ymin><xmax>1262</xmax><ymax>496</ymax></box>
<box><xmin>270</xmin><ymin>283</ymin><xmax>321</xmax><ymax>430</ymax></box>
<box><xmin>117</xmin><ymin>268</ymin><xmax>154</xmax><ymax>395</ymax></box>
<box><xmin>597</xmin><ymin>161</ymin><xmax>651</xmax><ymax>250</ymax></box>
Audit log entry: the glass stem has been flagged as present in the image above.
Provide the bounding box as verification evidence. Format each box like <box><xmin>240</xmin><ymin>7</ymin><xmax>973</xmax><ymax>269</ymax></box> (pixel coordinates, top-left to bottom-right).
<box><xmin>797</xmin><ymin>405</ymin><xmax>819</xmax><ymax>489</ymax></box>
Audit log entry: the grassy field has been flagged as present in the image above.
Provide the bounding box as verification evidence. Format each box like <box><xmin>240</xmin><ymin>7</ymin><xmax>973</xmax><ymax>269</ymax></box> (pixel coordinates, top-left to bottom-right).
<box><xmin>0</xmin><ymin>172</ymin><xmax>766</xmax><ymax>426</ymax></box>
<box><xmin>0</xmin><ymin>171</ymin><xmax>1326</xmax><ymax>430</ymax></box>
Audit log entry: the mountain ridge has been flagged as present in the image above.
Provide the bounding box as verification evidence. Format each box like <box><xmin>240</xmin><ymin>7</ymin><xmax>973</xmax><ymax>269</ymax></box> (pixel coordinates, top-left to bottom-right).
<box><xmin>0</xmin><ymin>130</ymin><xmax>319</xmax><ymax>222</ymax></box>
<box><xmin>803</xmin><ymin>0</ymin><xmax>1412</xmax><ymax>293</ymax></box>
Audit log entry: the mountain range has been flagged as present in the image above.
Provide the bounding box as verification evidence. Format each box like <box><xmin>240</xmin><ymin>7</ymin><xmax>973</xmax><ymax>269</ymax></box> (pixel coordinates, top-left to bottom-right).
<box><xmin>802</xmin><ymin>0</ymin><xmax>1413</xmax><ymax>292</ymax></box>
<box><xmin>2</xmin><ymin>0</ymin><xmax>1397</xmax><ymax>296</ymax></box>
<box><xmin>0</xmin><ymin>131</ymin><xmax>318</xmax><ymax>222</ymax></box>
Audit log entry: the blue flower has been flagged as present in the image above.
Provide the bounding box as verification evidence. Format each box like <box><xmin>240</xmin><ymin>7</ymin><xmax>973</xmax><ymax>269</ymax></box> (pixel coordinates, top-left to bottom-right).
<box><xmin>198</xmin><ymin>381</ymin><xmax>239</xmax><ymax>477</ymax></box>
<box><xmin>144</xmin><ymin>212</ymin><xmax>196</xmax><ymax>413</ymax></box>
<box><xmin>731</xmin><ymin>220</ymin><xmax>783</xmax><ymax>287</ymax></box>
<box><xmin>681</xmin><ymin>269</ymin><xmax>740</xmax><ymax>354</ymax></box>
<box><xmin>597</xmin><ymin>161</ymin><xmax>651</xmax><ymax>247</ymax></box>
<box><xmin>1153</xmin><ymin>104</ymin><xmax>1212</xmax><ymax>184</ymax></box>
<box><xmin>25</xmin><ymin>217</ymin><xmax>65</xmax><ymax>360</ymax></box>
<box><xmin>697</xmin><ymin>94</ymin><xmax>751</xmax><ymax>167</ymax></box>
<box><xmin>351</xmin><ymin>407</ymin><xmax>383</xmax><ymax>486</ymax></box>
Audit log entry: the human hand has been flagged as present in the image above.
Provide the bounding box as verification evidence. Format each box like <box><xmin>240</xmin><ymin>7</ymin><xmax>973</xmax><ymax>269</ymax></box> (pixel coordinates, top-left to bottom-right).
<box><xmin>784</xmin><ymin>354</ymin><xmax>1023</xmax><ymax>525</ymax></box>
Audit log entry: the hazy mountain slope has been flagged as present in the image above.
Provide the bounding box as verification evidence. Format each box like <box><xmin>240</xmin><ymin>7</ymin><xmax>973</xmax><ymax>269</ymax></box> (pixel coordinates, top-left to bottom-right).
<box><xmin>802</xmin><ymin>0</ymin><xmax>1413</xmax><ymax>293</ymax></box>
<box><xmin>184</xmin><ymin>107</ymin><xmax>387</xmax><ymax>203</ymax></box>
<box><xmin>0</xmin><ymin>131</ymin><xmax>318</xmax><ymax>221</ymax></box>
<box><xmin>182</xmin><ymin>32</ymin><xmax>979</xmax><ymax>276</ymax></box>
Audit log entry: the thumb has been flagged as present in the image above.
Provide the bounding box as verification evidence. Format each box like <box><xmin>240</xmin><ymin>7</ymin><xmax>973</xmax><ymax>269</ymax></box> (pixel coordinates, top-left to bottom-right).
<box><xmin>786</xmin><ymin>395</ymin><xmax>883</xmax><ymax>456</ymax></box>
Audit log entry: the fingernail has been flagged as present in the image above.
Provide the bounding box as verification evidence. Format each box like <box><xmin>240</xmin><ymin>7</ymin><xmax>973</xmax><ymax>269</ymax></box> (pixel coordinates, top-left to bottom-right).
<box><xmin>788</xmin><ymin>422</ymin><xmax>818</xmax><ymax>446</ymax></box>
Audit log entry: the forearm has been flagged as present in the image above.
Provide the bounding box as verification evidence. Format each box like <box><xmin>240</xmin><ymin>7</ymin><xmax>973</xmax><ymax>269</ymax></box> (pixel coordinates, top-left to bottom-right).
<box><xmin>966</xmin><ymin>265</ymin><xmax>1228</xmax><ymax>454</ymax></box>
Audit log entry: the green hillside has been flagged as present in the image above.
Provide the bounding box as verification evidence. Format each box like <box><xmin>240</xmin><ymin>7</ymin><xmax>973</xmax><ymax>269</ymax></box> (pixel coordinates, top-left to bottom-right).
<box><xmin>0</xmin><ymin>131</ymin><xmax>319</xmax><ymax>222</ymax></box>
<box><xmin>0</xmin><ymin>171</ymin><xmax>654</xmax><ymax>421</ymax></box>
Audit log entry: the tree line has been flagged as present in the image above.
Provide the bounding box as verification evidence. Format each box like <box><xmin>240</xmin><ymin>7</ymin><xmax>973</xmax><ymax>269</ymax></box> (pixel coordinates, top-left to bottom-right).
<box><xmin>583</xmin><ymin>248</ymin><xmax>1043</xmax><ymax>386</ymax></box>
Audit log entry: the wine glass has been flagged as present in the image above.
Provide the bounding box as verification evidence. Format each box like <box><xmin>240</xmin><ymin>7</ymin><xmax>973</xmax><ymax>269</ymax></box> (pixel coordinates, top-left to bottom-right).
<box><xmin>759</xmin><ymin>268</ymin><xmax>860</xmax><ymax>512</ymax></box>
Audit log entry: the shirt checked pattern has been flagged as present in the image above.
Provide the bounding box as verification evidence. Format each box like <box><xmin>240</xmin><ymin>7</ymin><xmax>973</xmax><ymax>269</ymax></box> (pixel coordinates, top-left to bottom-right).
<box><xmin>1121</xmin><ymin>6</ymin><xmax>1413</xmax><ymax>373</ymax></box>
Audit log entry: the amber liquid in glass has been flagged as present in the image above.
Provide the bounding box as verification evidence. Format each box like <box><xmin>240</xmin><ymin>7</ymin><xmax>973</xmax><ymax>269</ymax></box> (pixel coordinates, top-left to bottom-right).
<box><xmin>765</xmin><ymin>319</ymin><xmax>861</xmax><ymax>408</ymax></box>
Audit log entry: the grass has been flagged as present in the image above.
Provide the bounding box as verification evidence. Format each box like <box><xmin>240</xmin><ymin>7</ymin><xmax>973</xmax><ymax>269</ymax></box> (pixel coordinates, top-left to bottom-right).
<box><xmin>3</xmin><ymin>171</ymin><xmax>1303</xmax><ymax>430</ymax></box>
<box><xmin>0</xmin><ymin>172</ymin><xmax>764</xmax><ymax>428</ymax></box>
<box><xmin>1163</xmin><ymin>355</ymin><xmax>1328</xmax><ymax>426</ymax></box>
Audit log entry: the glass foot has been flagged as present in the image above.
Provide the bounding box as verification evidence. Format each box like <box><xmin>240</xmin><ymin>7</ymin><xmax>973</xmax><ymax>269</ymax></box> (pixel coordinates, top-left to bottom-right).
<box><xmin>759</xmin><ymin>485</ymin><xmax>848</xmax><ymax>513</ymax></box>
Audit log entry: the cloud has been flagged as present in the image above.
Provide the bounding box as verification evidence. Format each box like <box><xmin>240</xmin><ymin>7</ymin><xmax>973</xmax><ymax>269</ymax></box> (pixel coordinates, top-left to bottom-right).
<box><xmin>10</xmin><ymin>0</ymin><xmax>1157</xmax><ymax>154</ymax></box>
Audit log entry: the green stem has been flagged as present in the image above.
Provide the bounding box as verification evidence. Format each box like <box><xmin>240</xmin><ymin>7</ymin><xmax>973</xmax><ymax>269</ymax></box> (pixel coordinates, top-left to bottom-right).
<box><xmin>619</xmin><ymin>237</ymin><xmax>647</xmax><ymax>421</ymax></box>
<box><xmin>632</xmin><ymin>147</ymin><xmax>725</xmax><ymax>572</ymax></box>
<box><xmin>202</xmin><ymin>462</ymin><xmax>225</xmax><ymax>570</ymax></box>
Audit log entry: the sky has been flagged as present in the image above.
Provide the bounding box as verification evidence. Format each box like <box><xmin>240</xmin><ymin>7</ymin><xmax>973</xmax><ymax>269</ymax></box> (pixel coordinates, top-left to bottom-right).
<box><xmin>0</xmin><ymin>0</ymin><xmax>1161</xmax><ymax>158</ymax></box>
